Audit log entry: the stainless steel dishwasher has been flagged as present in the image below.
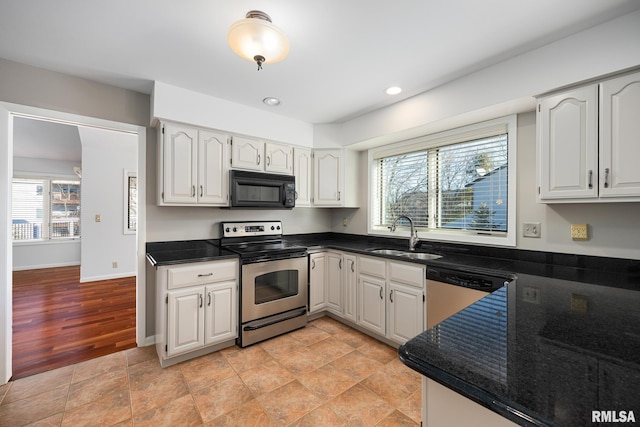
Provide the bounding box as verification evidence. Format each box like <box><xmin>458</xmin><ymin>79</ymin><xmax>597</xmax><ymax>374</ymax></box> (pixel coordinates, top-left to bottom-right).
<box><xmin>426</xmin><ymin>266</ymin><xmax>511</xmax><ymax>328</ymax></box>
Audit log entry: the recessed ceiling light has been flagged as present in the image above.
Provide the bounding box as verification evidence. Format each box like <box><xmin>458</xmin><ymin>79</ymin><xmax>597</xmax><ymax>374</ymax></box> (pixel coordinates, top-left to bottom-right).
<box><xmin>263</xmin><ymin>97</ymin><xmax>281</xmax><ymax>106</ymax></box>
<box><xmin>386</xmin><ymin>86</ymin><xmax>402</xmax><ymax>95</ymax></box>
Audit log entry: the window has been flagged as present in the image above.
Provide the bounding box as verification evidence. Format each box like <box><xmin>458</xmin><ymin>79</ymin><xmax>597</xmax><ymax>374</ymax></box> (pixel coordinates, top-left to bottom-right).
<box><xmin>12</xmin><ymin>178</ymin><xmax>81</xmax><ymax>241</ymax></box>
<box><xmin>124</xmin><ymin>170</ymin><xmax>137</xmax><ymax>234</ymax></box>
<box><xmin>369</xmin><ymin>116</ymin><xmax>516</xmax><ymax>246</ymax></box>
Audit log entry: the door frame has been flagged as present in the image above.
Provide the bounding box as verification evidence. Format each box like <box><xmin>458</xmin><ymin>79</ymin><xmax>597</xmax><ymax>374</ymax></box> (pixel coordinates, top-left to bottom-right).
<box><xmin>0</xmin><ymin>101</ymin><xmax>147</xmax><ymax>384</ymax></box>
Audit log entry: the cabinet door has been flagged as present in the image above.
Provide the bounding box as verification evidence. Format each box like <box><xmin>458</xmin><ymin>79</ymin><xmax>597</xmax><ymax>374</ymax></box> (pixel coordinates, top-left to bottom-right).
<box><xmin>162</xmin><ymin>123</ymin><xmax>198</xmax><ymax>204</ymax></box>
<box><xmin>388</xmin><ymin>282</ymin><xmax>423</xmax><ymax>344</ymax></box>
<box><xmin>599</xmin><ymin>71</ymin><xmax>640</xmax><ymax>198</ymax></box>
<box><xmin>231</xmin><ymin>136</ymin><xmax>263</xmax><ymax>171</ymax></box>
<box><xmin>167</xmin><ymin>288</ymin><xmax>204</xmax><ymax>356</ymax></box>
<box><xmin>265</xmin><ymin>142</ymin><xmax>293</xmax><ymax>174</ymax></box>
<box><xmin>293</xmin><ymin>147</ymin><xmax>312</xmax><ymax>206</ymax></box>
<box><xmin>309</xmin><ymin>253</ymin><xmax>326</xmax><ymax>313</ymax></box>
<box><xmin>326</xmin><ymin>252</ymin><xmax>343</xmax><ymax>316</ymax></box>
<box><xmin>358</xmin><ymin>275</ymin><xmax>385</xmax><ymax>335</ymax></box>
<box><xmin>538</xmin><ymin>86</ymin><xmax>598</xmax><ymax>200</ymax></box>
<box><xmin>204</xmin><ymin>281</ymin><xmax>237</xmax><ymax>345</ymax></box>
<box><xmin>313</xmin><ymin>149</ymin><xmax>342</xmax><ymax>206</ymax></box>
<box><xmin>198</xmin><ymin>130</ymin><xmax>229</xmax><ymax>205</ymax></box>
<box><xmin>343</xmin><ymin>254</ymin><xmax>357</xmax><ymax>323</ymax></box>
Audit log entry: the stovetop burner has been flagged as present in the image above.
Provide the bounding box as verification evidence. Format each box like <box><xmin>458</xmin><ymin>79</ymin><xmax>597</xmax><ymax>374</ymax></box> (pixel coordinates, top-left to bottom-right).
<box><xmin>219</xmin><ymin>221</ymin><xmax>307</xmax><ymax>262</ymax></box>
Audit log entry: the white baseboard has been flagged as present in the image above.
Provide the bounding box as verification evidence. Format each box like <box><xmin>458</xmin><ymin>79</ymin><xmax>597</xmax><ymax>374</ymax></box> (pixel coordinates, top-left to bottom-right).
<box><xmin>80</xmin><ymin>271</ymin><xmax>136</xmax><ymax>283</ymax></box>
<box><xmin>12</xmin><ymin>262</ymin><xmax>80</xmax><ymax>271</ymax></box>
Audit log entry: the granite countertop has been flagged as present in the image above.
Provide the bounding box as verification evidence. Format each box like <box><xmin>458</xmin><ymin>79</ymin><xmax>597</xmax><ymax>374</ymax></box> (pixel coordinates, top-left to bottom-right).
<box><xmin>146</xmin><ymin>232</ymin><xmax>640</xmax><ymax>425</ymax></box>
<box><xmin>146</xmin><ymin>239</ymin><xmax>238</xmax><ymax>266</ymax></box>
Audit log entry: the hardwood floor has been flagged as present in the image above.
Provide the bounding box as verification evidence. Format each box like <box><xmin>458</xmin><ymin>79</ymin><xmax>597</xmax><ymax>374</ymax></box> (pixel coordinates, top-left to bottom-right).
<box><xmin>11</xmin><ymin>266</ymin><xmax>136</xmax><ymax>380</ymax></box>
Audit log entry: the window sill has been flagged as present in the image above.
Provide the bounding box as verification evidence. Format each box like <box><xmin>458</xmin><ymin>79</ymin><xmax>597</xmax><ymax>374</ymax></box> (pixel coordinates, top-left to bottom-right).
<box><xmin>13</xmin><ymin>239</ymin><xmax>81</xmax><ymax>247</ymax></box>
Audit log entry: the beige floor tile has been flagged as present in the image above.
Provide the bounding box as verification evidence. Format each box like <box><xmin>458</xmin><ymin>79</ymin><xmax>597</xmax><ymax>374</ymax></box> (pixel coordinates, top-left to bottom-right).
<box><xmin>361</xmin><ymin>359</ymin><xmax>421</xmax><ymax>407</ymax></box>
<box><xmin>396</xmin><ymin>388</ymin><xmax>422</xmax><ymax>424</ymax></box>
<box><xmin>192</xmin><ymin>374</ymin><xmax>253</xmax><ymax>422</ymax></box>
<box><xmin>328</xmin><ymin>384</ymin><xmax>394</xmax><ymax>426</ymax></box>
<box><xmin>209</xmin><ymin>398</ymin><xmax>276</xmax><ymax>426</ymax></box>
<box><xmin>329</xmin><ymin>350</ymin><xmax>385</xmax><ymax>382</ymax></box>
<box><xmin>259</xmin><ymin>332</ymin><xmax>303</xmax><ymax>358</ymax></box>
<box><xmin>0</xmin><ymin>385</ymin><xmax>68</xmax><ymax>427</ymax></box>
<box><xmin>238</xmin><ymin>359</ymin><xmax>295</xmax><ymax>396</ymax></box>
<box><xmin>222</xmin><ymin>345</ymin><xmax>274</xmax><ymax>374</ymax></box>
<box><xmin>306</xmin><ymin>336</ymin><xmax>354</xmax><ymax>363</ymax></box>
<box><xmin>126</xmin><ymin>345</ymin><xmax>158</xmax><ymax>367</ymax></box>
<box><xmin>66</xmin><ymin>368</ymin><xmax>129</xmax><ymax>410</ymax></box>
<box><xmin>297</xmin><ymin>364</ymin><xmax>358</xmax><ymax>401</ymax></box>
<box><xmin>72</xmin><ymin>351</ymin><xmax>126</xmax><ymax>384</ymax></box>
<box><xmin>257</xmin><ymin>380</ymin><xmax>323</xmax><ymax>426</ymax></box>
<box><xmin>289</xmin><ymin>403</ymin><xmax>346</xmax><ymax>426</ymax></box>
<box><xmin>180</xmin><ymin>352</ymin><xmax>236</xmax><ymax>392</ymax></box>
<box><xmin>288</xmin><ymin>324</ymin><xmax>332</xmax><ymax>346</ymax></box>
<box><xmin>129</xmin><ymin>360</ymin><xmax>190</xmax><ymax>416</ymax></box>
<box><xmin>330</xmin><ymin>327</ymin><xmax>377</xmax><ymax>348</ymax></box>
<box><xmin>133</xmin><ymin>393</ymin><xmax>203</xmax><ymax>427</ymax></box>
<box><xmin>25</xmin><ymin>412</ymin><xmax>64</xmax><ymax>427</ymax></box>
<box><xmin>2</xmin><ymin>365</ymin><xmax>73</xmax><ymax>403</ymax></box>
<box><xmin>275</xmin><ymin>347</ymin><xmax>331</xmax><ymax>375</ymax></box>
<box><xmin>376</xmin><ymin>409</ymin><xmax>420</xmax><ymax>426</ymax></box>
<box><xmin>60</xmin><ymin>386</ymin><xmax>131</xmax><ymax>426</ymax></box>
<box><xmin>356</xmin><ymin>339</ymin><xmax>399</xmax><ymax>363</ymax></box>
<box><xmin>310</xmin><ymin>317</ymin><xmax>352</xmax><ymax>335</ymax></box>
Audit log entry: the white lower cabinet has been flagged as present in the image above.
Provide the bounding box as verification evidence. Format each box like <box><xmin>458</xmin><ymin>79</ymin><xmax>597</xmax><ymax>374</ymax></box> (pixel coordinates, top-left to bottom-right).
<box><xmin>357</xmin><ymin>255</ymin><xmax>425</xmax><ymax>345</ymax></box>
<box><xmin>154</xmin><ymin>259</ymin><xmax>238</xmax><ymax>367</ymax></box>
<box><xmin>326</xmin><ymin>251</ymin><xmax>343</xmax><ymax>315</ymax></box>
<box><xmin>309</xmin><ymin>252</ymin><xmax>327</xmax><ymax>314</ymax></box>
<box><xmin>342</xmin><ymin>254</ymin><xmax>357</xmax><ymax>323</ymax></box>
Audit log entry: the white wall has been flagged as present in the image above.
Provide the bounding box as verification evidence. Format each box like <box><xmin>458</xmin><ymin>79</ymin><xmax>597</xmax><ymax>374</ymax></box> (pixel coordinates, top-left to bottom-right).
<box><xmin>332</xmin><ymin>112</ymin><xmax>640</xmax><ymax>260</ymax></box>
<box><xmin>334</xmin><ymin>10</ymin><xmax>640</xmax><ymax>148</ymax></box>
<box><xmin>79</xmin><ymin>126</ymin><xmax>137</xmax><ymax>281</ymax></box>
<box><xmin>152</xmin><ymin>81</ymin><xmax>314</xmax><ymax>148</ymax></box>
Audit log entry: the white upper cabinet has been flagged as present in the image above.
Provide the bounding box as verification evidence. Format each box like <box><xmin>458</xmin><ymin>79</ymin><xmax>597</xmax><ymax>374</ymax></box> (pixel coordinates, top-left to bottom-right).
<box><xmin>230</xmin><ymin>136</ymin><xmax>263</xmax><ymax>171</ymax></box>
<box><xmin>538</xmin><ymin>70</ymin><xmax>640</xmax><ymax>203</ymax></box>
<box><xmin>265</xmin><ymin>142</ymin><xmax>293</xmax><ymax>174</ymax></box>
<box><xmin>159</xmin><ymin>122</ymin><xmax>229</xmax><ymax>206</ymax></box>
<box><xmin>293</xmin><ymin>147</ymin><xmax>312</xmax><ymax>206</ymax></box>
<box><xmin>599</xmin><ymin>72</ymin><xmax>640</xmax><ymax>198</ymax></box>
<box><xmin>313</xmin><ymin>148</ymin><xmax>359</xmax><ymax>207</ymax></box>
<box><xmin>538</xmin><ymin>86</ymin><xmax>598</xmax><ymax>200</ymax></box>
<box><xmin>230</xmin><ymin>137</ymin><xmax>294</xmax><ymax>175</ymax></box>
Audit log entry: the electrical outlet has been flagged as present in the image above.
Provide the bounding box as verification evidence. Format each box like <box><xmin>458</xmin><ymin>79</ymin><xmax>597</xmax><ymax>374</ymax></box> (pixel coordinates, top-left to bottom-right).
<box><xmin>343</xmin><ymin>217</ymin><xmax>347</xmax><ymax>227</ymax></box>
<box><xmin>571</xmin><ymin>223</ymin><xmax>588</xmax><ymax>240</ymax></box>
<box><xmin>523</xmin><ymin>286</ymin><xmax>540</xmax><ymax>304</ymax></box>
<box><xmin>112</xmin><ymin>262</ymin><xmax>118</xmax><ymax>268</ymax></box>
<box><xmin>523</xmin><ymin>222</ymin><xmax>541</xmax><ymax>238</ymax></box>
<box><xmin>95</xmin><ymin>214</ymin><xmax>101</xmax><ymax>222</ymax></box>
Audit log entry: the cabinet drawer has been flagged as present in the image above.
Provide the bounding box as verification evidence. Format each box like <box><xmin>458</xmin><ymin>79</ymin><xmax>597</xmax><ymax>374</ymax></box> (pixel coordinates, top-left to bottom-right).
<box><xmin>389</xmin><ymin>261</ymin><xmax>425</xmax><ymax>288</ymax></box>
<box><xmin>358</xmin><ymin>256</ymin><xmax>386</xmax><ymax>279</ymax></box>
<box><xmin>167</xmin><ymin>260</ymin><xmax>238</xmax><ymax>289</ymax></box>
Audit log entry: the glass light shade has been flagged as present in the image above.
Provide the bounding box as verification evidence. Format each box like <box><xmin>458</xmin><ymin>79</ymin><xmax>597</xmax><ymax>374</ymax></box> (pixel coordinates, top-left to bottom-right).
<box><xmin>228</xmin><ymin>18</ymin><xmax>289</xmax><ymax>64</ymax></box>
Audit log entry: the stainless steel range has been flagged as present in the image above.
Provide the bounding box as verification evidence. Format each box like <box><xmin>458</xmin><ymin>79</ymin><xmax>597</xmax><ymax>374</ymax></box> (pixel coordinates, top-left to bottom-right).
<box><xmin>220</xmin><ymin>221</ymin><xmax>308</xmax><ymax>347</ymax></box>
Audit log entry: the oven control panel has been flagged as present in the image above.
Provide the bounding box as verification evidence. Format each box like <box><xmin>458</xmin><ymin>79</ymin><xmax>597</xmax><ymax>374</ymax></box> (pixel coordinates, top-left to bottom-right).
<box><xmin>221</xmin><ymin>221</ymin><xmax>282</xmax><ymax>238</ymax></box>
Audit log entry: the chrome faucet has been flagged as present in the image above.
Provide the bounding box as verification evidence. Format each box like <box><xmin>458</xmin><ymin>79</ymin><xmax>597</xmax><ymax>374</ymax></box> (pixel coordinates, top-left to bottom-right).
<box><xmin>389</xmin><ymin>215</ymin><xmax>420</xmax><ymax>251</ymax></box>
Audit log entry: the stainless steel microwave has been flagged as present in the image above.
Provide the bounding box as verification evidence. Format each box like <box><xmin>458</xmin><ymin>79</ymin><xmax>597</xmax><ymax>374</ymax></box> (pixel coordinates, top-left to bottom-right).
<box><xmin>229</xmin><ymin>170</ymin><xmax>295</xmax><ymax>209</ymax></box>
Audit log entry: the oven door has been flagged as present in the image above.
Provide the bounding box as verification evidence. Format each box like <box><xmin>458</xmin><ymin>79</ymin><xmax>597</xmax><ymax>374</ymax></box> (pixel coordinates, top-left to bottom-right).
<box><xmin>241</xmin><ymin>256</ymin><xmax>308</xmax><ymax>322</ymax></box>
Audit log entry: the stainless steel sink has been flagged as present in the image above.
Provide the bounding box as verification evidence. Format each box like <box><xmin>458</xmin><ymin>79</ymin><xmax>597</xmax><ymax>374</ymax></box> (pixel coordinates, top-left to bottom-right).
<box><xmin>367</xmin><ymin>248</ymin><xmax>442</xmax><ymax>260</ymax></box>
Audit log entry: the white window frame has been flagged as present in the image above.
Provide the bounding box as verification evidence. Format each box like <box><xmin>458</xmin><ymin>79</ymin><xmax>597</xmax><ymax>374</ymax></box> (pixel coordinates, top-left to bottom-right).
<box><xmin>367</xmin><ymin>115</ymin><xmax>517</xmax><ymax>247</ymax></box>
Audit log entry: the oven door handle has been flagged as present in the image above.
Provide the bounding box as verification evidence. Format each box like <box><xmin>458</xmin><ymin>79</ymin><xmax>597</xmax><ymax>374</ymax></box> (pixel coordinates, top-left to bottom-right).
<box><xmin>243</xmin><ymin>307</ymin><xmax>307</xmax><ymax>331</ymax></box>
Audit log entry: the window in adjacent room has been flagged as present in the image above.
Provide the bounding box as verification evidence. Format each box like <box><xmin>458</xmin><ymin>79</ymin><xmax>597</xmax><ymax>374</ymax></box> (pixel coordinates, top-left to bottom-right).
<box><xmin>369</xmin><ymin>115</ymin><xmax>516</xmax><ymax>246</ymax></box>
<box><xmin>12</xmin><ymin>178</ymin><xmax>81</xmax><ymax>241</ymax></box>
<box><xmin>124</xmin><ymin>170</ymin><xmax>137</xmax><ymax>234</ymax></box>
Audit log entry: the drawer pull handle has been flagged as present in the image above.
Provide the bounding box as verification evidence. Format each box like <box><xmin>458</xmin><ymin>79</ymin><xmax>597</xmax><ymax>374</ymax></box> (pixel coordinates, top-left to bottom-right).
<box><xmin>197</xmin><ymin>273</ymin><xmax>213</xmax><ymax>277</ymax></box>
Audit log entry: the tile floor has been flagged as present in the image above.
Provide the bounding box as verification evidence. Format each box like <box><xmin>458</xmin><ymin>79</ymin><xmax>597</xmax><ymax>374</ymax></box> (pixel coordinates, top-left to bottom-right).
<box><xmin>0</xmin><ymin>317</ymin><xmax>422</xmax><ymax>426</ymax></box>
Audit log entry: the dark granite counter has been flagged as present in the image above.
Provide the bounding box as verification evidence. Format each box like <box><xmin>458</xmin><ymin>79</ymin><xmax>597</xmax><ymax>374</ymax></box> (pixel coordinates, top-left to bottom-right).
<box><xmin>146</xmin><ymin>239</ymin><xmax>238</xmax><ymax>266</ymax></box>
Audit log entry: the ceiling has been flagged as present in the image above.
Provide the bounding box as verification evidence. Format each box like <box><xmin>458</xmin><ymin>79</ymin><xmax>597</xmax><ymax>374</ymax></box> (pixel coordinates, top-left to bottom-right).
<box><xmin>1</xmin><ymin>1</ymin><xmax>639</xmax><ymax>125</ymax></box>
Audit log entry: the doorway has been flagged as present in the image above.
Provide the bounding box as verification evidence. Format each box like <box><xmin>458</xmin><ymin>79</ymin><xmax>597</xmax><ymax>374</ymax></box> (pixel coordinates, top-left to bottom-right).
<box><xmin>0</xmin><ymin>103</ymin><xmax>147</xmax><ymax>383</ymax></box>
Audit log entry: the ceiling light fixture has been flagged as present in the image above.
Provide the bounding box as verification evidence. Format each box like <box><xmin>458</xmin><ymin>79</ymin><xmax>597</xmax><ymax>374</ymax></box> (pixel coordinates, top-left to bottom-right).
<box><xmin>263</xmin><ymin>97</ymin><xmax>281</xmax><ymax>106</ymax></box>
<box><xmin>386</xmin><ymin>86</ymin><xmax>402</xmax><ymax>95</ymax></box>
<box><xmin>228</xmin><ymin>10</ymin><xmax>290</xmax><ymax>71</ymax></box>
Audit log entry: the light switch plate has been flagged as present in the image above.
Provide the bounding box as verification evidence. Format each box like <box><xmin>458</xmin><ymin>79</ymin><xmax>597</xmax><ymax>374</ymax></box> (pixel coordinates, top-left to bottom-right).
<box><xmin>571</xmin><ymin>223</ymin><xmax>588</xmax><ymax>240</ymax></box>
